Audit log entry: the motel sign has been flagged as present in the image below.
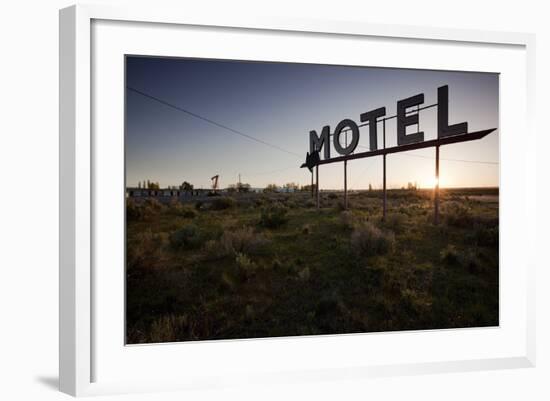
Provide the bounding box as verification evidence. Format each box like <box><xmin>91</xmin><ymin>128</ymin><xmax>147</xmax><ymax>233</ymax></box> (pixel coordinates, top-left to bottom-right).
<box><xmin>300</xmin><ymin>85</ymin><xmax>497</xmax><ymax>223</ymax></box>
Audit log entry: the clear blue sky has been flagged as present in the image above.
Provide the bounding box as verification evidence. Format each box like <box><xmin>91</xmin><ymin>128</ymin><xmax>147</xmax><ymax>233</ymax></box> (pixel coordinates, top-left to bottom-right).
<box><xmin>126</xmin><ymin>56</ymin><xmax>499</xmax><ymax>190</ymax></box>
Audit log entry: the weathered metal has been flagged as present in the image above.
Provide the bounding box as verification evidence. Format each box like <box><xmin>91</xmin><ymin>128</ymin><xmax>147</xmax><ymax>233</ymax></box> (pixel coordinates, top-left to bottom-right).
<box><xmin>333</xmin><ymin>119</ymin><xmax>360</xmax><ymax>155</ymax></box>
<box><xmin>312</xmin><ymin>128</ymin><xmax>495</xmax><ymax>166</ymax></box>
<box><xmin>344</xmin><ymin>160</ymin><xmax>348</xmax><ymax>210</ymax></box>
<box><xmin>301</xmin><ymin>85</ymin><xmax>498</xmax><ymax>223</ymax></box>
<box><xmin>435</xmin><ymin>145</ymin><xmax>440</xmax><ymax>224</ymax></box>
<box><xmin>316</xmin><ymin>164</ymin><xmax>320</xmax><ymax>209</ymax></box>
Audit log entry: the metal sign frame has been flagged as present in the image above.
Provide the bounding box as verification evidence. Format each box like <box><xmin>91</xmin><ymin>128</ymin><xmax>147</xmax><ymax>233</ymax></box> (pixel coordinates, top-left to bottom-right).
<box><xmin>301</xmin><ymin>85</ymin><xmax>497</xmax><ymax>223</ymax></box>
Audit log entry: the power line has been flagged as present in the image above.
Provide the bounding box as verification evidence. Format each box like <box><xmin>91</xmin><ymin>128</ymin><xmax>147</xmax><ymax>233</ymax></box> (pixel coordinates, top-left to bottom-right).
<box><xmin>399</xmin><ymin>153</ymin><xmax>499</xmax><ymax>165</ymax></box>
<box><xmin>356</xmin><ymin>144</ymin><xmax>497</xmax><ymax>165</ymax></box>
<box><xmin>127</xmin><ymin>86</ymin><xmax>497</xmax><ymax>166</ymax></box>
<box><xmin>246</xmin><ymin>165</ymin><xmax>297</xmax><ymax>177</ymax></box>
<box><xmin>127</xmin><ymin>86</ymin><xmax>301</xmax><ymax>158</ymax></box>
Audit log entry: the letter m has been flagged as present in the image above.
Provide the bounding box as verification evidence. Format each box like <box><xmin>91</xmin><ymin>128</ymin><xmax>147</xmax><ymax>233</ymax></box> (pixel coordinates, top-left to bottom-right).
<box><xmin>310</xmin><ymin>126</ymin><xmax>330</xmax><ymax>160</ymax></box>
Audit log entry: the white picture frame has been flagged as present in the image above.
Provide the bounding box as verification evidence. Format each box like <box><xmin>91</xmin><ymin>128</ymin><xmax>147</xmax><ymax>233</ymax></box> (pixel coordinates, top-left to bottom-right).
<box><xmin>59</xmin><ymin>4</ymin><xmax>536</xmax><ymax>397</ymax></box>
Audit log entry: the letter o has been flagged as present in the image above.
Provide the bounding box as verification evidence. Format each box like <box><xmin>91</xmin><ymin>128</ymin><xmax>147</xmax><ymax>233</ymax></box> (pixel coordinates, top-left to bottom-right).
<box><xmin>333</xmin><ymin>119</ymin><xmax>359</xmax><ymax>155</ymax></box>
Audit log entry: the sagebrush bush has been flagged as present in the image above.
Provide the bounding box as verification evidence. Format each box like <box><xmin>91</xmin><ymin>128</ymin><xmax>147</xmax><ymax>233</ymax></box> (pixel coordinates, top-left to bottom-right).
<box><xmin>168</xmin><ymin>203</ymin><xmax>197</xmax><ymax>218</ymax></box>
<box><xmin>149</xmin><ymin>314</ymin><xmax>188</xmax><ymax>343</ymax></box>
<box><xmin>201</xmin><ymin>239</ymin><xmax>226</xmax><ymax>260</ymax></box>
<box><xmin>350</xmin><ymin>222</ymin><xmax>395</xmax><ymax>257</ymax></box>
<box><xmin>305</xmin><ymin>199</ymin><xmax>316</xmax><ymax>208</ymax></box>
<box><xmin>440</xmin><ymin>244</ymin><xmax>460</xmax><ymax>265</ymax></box>
<box><xmin>335</xmin><ymin>199</ymin><xmax>353</xmax><ymax>211</ymax></box>
<box><xmin>461</xmin><ymin>250</ymin><xmax>482</xmax><ymax>273</ymax></box>
<box><xmin>260</xmin><ymin>203</ymin><xmax>288</xmax><ymax>228</ymax></box>
<box><xmin>235</xmin><ymin>252</ymin><xmax>256</xmax><ymax>271</ymax></box>
<box><xmin>340</xmin><ymin>210</ymin><xmax>356</xmax><ymax>229</ymax></box>
<box><xmin>440</xmin><ymin>244</ymin><xmax>482</xmax><ymax>272</ymax></box>
<box><xmin>441</xmin><ymin>201</ymin><xmax>471</xmax><ymax>227</ymax></box>
<box><xmin>127</xmin><ymin>229</ymin><xmax>166</xmax><ymax>270</ymax></box>
<box><xmin>210</xmin><ymin>196</ymin><xmax>236</xmax><ymax>210</ymax></box>
<box><xmin>297</xmin><ymin>266</ymin><xmax>311</xmax><ymax>281</ymax></box>
<box><xmin>169</xmin><ymin>224</ymin><xmax>204</xmax><ymax>250</ymax></box>
<box><xmin>468</xmin><ymin>224</ymin><xmax>498</xmax><ymax>247</ymax></box>
<box><xmin>126</xmin><ymin>198</ymin><xmax>142</xmax><ymax>221</ymax></box>
<box><xmin>384</xmin><ymin>212</ymin><xmax>407</xmax><ymax>233</ymax></box>
<box><xmin>127</xmin><ymin>198</ymin><xmax>163</xmax><ymax>221</ymax></box>
<box><xmin>285</xmin><ymin>199</ymin><xmax>298</xmax><ymax>209</ymax></box>
<box><xmin>142</xmin><ymin>198</ymin><xmax>164</xmax><ymax>214</ymax></box>
<box><xmin>220</xmin><ymin>226</ymin><xmax>270</xmax><ymax>256</ymax></box>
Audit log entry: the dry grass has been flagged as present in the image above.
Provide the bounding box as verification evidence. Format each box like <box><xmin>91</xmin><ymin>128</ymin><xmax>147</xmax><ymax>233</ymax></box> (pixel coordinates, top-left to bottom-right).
<box><xmin>126</xmin><ymin>188</ymin><xmax>499</xmax><ymax>343</ymax></box>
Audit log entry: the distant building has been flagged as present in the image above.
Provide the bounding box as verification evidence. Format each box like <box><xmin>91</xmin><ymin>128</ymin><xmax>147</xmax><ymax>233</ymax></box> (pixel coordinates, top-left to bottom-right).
<box><xmin>126</xmin><ymin>187</ymin><xmax>210</xmax><ymax>199</ymax></box>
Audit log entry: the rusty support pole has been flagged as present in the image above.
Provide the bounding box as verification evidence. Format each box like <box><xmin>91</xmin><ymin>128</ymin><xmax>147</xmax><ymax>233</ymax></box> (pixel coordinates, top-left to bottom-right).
<box><xmin>383</xmin><ymin>155</ymin><xmax>387</xmax><ymax>220</ymax></box>
<box><xmin>382</xmin><ymin>118</ymin><xmax>387</xmax><ymax>221</ymax></box>
<box><xmin>344</xmin><ymin>160</ymin><xmax>348</xmax><ymax>210</ymax></box>
<box><xmin>316</xmin><ymin>164</ymin><xmax>320</xmax><ymax>209</ymax></box>
<box><xmin>435</xmin><ymin>145</ymin><xmax>440</xmax><ymax>224</ymax></box>
<box><xmin>311</xmin><ymin>170</ymin><xmax>314</xmax><ymax>198</ymax></box>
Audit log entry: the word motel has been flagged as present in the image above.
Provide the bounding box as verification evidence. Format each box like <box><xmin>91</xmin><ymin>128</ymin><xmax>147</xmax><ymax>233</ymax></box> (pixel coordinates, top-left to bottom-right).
<box><xmin>302</xmin><ymin>85</ymin><xmax>495</xmax><ymax>170</ymax></box>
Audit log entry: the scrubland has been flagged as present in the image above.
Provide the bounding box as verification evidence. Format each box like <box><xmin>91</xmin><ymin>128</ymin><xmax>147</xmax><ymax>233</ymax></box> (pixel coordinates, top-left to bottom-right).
<box><xmin>126</xmin><ymin>187</ymin><xmax>499</xmax><ymax>343</ymax></box>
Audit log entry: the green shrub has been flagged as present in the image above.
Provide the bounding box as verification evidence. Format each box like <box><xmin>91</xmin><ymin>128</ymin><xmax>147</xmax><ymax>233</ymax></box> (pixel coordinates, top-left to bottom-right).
<box><xmin>440</xmin><ymin>245</ymin><xmax>482</xmax><ymax>272</ymax></box>
<box><xmin>271</xmin><ymin>256</ymin><xmax>283</xmax><ymax>270</ymax></box>
<box><xmin>168</xmin><ymin>203</ymin><xmax>197</xmax><ymax>218</ymax></box>
<box><xmin>149</xmin><ymin>314</ymin><xmax>188</xmax><ymax>343</ymax></box>
<box><xmin>237</xmin><ymin>199</ymin><xmax>254</xmax><ymax>209</ymax></box>
<box><xmin>440</xmin><ymin>244</ymin><xmax>460</xmax><ymax>265</ymax></box>
<box><xmin>340</xmin><ymin>210</ymin><xmax>356</xmax><ymax>229</ymax></box>
<box><xmin>468</xmin><ymin>224</ymin><xmax>498</xmax><ymax>247</ymax></box>
<box><xmin>126</xmin><ymin>198</ymin><xmax>145</xmax><ymax>221</ymax></box>
<box><xmin>220</xmin><ymin>226</ymin><xmax>270</xmax><ymax>256</ymax></box>
<box><xmin>297</xmin><ymin>267</ymin><xmax>311</xmax><ymax>281</ymax></box>
<box><xmin>183</xmin><ymin>208</ymin><xmax>197</xmax><ymax>218</ymax></box>
<box><xmin>143</xmin><ymin>198</ymin><xmax>163</xmax><ymax>212</ymax></box>
<box><xmin>260</xmin><ymin>203</ymin><xmax>288</xmax><ymax>228</ymax></box>
<box><xmin>462</xmin><ymin>250</ymin><xmax>483</xmax><ymax>273</ymax></box>
<box><xmin>210</xmin><ymin>196</ymin><xmax>236</xmax><ymax>210</ymax></box>
<box><xmin>235</xmin><ymin>252</ymin><xmax>256</xmax><ymax>271</ymax></box>
<box><xmin>442</xmin><ymin>201</ymin><xmax>471</xmax><ymax>227</ymax></box>
<box><xmin>335</xmin><ymin>199</ymin><xmax>353</xmax><ymax>211</ymax></box>
<box><xmin>169</xmin><ymin>224</ymin><xmax>204</xmax><ymax>250</ymax></box>
<box><xmin>126</xmin><ymin>198</ymin><xmax>163</xmax><ymax>221</ymax></box>
<box><xmin>127</xmin><ymin>229</ymin><xmax>166</xmax><ymax>270</ymax></box>
<box><xmin>201</xmin><ymin>239</ymin><xmax>226</xmax><ymax>260</ymax></box>
<box><xmin>285</xmin><ymin>199</ymin><xmax>298</xmax><ymax>209</ymax></box>
<box><xmin>350</xmin><ymin>222</ymin><xmax>395</xmax><ymax>257</ymax></box>
<box><xmin>328</xmin><ymin>193</ymin><xmax>338</xmax><ymax>200</ymax></box>
<box><xmin>305</xmin><ymin>199</ymin><xmax>316</xmax><ymax>208</ymax></box>
<box><xmin>384</xmin><ymin>212</ymin><xmax>407</xmax><ymax>233</ymax></box>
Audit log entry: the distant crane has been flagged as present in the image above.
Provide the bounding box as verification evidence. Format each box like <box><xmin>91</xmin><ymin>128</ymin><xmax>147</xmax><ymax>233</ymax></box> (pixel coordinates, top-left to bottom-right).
<box><xmin>211</xmin><ymin>175</ymin><xmax>219</xmax><ymax>192</ymax></box>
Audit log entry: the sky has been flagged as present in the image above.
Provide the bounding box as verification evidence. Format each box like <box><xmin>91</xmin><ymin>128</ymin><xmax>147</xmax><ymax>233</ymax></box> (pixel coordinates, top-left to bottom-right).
<box><xmin>125</xmin><ymin>56</ymin><xmax>499</xmax><ymax>190</ymax></box>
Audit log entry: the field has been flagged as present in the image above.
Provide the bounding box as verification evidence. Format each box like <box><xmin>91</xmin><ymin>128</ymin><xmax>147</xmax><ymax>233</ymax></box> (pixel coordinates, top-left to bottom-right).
<box><xmin>126</xmin><ymin>188</ymin><xmax>499</xmax><ymax>344</ymax></box>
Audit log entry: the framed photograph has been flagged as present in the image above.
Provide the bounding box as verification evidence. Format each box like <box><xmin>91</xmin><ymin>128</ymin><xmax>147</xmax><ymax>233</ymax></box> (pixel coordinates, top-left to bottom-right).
<box><xmin>59</xmin><ymin>4</ymin><xmax>536</xmax><ymax>396</ymax></box>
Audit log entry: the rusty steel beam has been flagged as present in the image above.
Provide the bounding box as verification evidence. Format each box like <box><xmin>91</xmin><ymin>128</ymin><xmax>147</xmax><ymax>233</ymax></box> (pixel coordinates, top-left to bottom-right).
<box><xmin>344</xmin><ymin>160</ymin><xmax>348</xmax><ymax>209</ymax></box>
<box><xmin>435</xmin><ymin>145</ymin><xmax>440</xmax><ymax>225</ymax></box>
<box><xmin>316</xmin><ymin>164</ymin><xmax>320</xmax><ymax>209</ymax></box>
